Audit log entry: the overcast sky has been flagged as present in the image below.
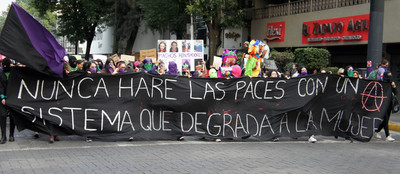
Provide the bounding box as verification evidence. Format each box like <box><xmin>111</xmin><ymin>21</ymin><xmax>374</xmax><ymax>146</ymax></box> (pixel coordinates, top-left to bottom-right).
<box><xmin>1</xmin><ymin>0</ymin><xmax>14</xmax><ymax>13</ymax></box>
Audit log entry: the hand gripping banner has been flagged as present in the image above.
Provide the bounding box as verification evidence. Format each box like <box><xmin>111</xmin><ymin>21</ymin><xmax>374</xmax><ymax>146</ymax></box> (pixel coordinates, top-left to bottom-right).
<box><xmin>6</xmin><ymin>68</ymin><xmax>392</xmax><ymax>142</ymax></box>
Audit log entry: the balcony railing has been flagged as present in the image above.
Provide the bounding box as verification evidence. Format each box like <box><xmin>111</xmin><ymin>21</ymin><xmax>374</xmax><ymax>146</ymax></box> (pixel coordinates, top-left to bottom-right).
<box><xmin>252</xmin><ymin>0</ymin><xmax>370</xmax><ymax>20</ymax></box>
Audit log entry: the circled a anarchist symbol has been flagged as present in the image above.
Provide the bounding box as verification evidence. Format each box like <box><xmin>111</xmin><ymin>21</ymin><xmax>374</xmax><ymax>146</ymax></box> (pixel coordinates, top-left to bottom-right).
<box><xmin>360</xmin><ymin>81</ymin><xmax>387</xmax><ymax>112</ymax></box>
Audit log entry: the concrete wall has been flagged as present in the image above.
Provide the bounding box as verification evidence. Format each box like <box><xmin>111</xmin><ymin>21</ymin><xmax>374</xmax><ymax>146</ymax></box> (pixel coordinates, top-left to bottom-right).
<box><xmin>132</xmin><ymin>21</ymin><xmax>163</xmax><ymax>53</ymax></box>
<box><xmin>87</xmin><ymin>27</ymin><xmax>114</xmax><ymax>55</ymax></box>
<box><xmin>251</xmin><ymin>0</ymin><xmax>400</xmax><ymax>48</ymax></box>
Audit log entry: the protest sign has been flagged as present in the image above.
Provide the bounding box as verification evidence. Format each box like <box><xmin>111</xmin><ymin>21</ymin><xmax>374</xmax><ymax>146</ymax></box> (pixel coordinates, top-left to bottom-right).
<box><xmin>120</xmin><ymin>55</ymin><xmax>136</xmax><ymax>63</ymax></box>
<box><xmin>7</xmin><ymin>68</ymin><xmax>391</xmax><ymax>142</ymax></box>
<box><xmin>158</xmin><ymin>40</ymin><xmax>204</xmax><ymax>72</ymax></box>
<box><xmin>140</xmin><ymin>49</ymin><xmax>157</xmax><ymax>62</ymax></box>
<box><xmin>110</xmin><ymin>54</ymin><xmax>120</xmax><ymax>63</ymax></box>
<box><xmin>92</xmin><ymin>55</ymin><xmax>107</xmax><ymax>64</ymax></box>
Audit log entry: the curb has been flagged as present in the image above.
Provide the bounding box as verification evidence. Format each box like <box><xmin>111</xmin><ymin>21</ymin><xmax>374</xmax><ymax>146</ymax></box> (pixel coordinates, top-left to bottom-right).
<box><xmin>389</xmin><ymin>123</ymin><xmax>400</xmax><ymax>132</ymax></box>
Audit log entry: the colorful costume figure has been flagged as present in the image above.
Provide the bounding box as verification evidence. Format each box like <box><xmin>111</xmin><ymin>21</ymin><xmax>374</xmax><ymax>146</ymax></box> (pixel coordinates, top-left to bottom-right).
<box><xmin>244</xmin><ymin>40</ymin><xmax>264</xmax><ymax>77</ymax></box>
<box><xmin>182</xmin><ymin>60</ymin><xmax>190</xmax><ymax>72</ymax></box>
<box><xmin>217</xmin><ymin>49</ymin><xmax>237</xmax><ymax>78</ymax></box>
<box><xmin>231</xmin><ymin>65</ymin><xmax>242</xmax><ymax>78</ymax></box>
<box><xmin>209</xmin><ymin>68</ymin><xmax>218</xmax><ymax>78</ymax></box>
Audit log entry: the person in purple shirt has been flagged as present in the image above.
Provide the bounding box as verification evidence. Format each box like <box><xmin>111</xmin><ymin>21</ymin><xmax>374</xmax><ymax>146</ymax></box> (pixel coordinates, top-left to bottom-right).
<box><xmin>298</xmin><ymin>67</ymin><xmax>308</xmax><ymax>77</ymax></box>
<box><xmin>166</xmin><ymin>61</ymin><xmax>179</xmax><ymax>76</ymax></box>
<box><xmin>377</xmin><ymin>59</ymin><xmax>389</xmax><ymax>81</ymax></box>
<box><xmin>142</xmin><ymin>58</ymin><xmax>158</xmax><ymax>74</ymax></box>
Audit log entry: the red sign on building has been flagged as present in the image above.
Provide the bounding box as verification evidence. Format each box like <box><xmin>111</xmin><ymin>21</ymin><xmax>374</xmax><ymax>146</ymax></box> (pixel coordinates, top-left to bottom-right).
<box><xmin>266</xmin><ymin>21</ymin><xmax>285</xmax><ymax>42</ymax></box>
<box><xmin>302</xmin><ymin>14</ymin><xmax>369</xmax><ymax>44</ymax></box>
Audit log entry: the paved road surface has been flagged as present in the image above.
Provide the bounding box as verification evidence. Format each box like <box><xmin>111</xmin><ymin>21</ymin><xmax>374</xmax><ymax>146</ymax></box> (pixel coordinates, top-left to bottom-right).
<box><xmin>0</xmin><ymin>129</ymin><xmax>399</xmax><ymax>174</ymax></box>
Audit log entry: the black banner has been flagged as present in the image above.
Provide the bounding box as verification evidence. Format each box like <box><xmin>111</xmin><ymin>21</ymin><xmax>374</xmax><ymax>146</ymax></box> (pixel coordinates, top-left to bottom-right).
<box><xmin>6</xmin><ymin>68</ymin><xmax>392</xmax><ymax>142</ymax></box>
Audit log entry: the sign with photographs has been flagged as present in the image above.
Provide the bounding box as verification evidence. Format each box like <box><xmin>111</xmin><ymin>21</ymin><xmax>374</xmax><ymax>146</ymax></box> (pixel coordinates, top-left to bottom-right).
<box><xmin>157</xmin><ymin>40</ymin><xmax>204</xmax><ymax>72</ymax></box>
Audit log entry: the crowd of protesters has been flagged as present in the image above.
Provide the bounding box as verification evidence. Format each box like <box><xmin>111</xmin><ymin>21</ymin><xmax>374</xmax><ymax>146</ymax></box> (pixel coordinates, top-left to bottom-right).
<box><xmin>0</xmin><ymin>39</ymin><xmax>397</xmax><ymax>144</ymax></box>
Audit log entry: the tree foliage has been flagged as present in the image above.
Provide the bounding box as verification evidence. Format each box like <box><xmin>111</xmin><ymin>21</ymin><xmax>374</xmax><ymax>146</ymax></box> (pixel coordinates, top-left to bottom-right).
<box><xmin>0</xmin><ymin>0</ymin><xmax>56</xmax><ymax>34</ymax></box>
<box><xmin>186</xmin><ymin>0</ymin><xmax>244</xmax><ymax>62</ymax></box>
<box><xmin>32</xmin><ymin>0</ymin><xmax>113</xmax><ymax>58</ymax></box>
<box><xmin>114</xmin><ymin>0</ymin><xmax>141</xmax><ymax>54</ymax></box>
<box><xmin>269</xmin><ymin>49</ymin><xmax>295</xmax><ymax>71</ymax></box>
<box><xmin>294</xmin><ymin>48</ymin><xmax>331</xmax><ymax>71</ymax></box>
<box><xmin>138</xmin><ymin>0</ymin><xmax>189</xmax><ymax>39</ymax></box>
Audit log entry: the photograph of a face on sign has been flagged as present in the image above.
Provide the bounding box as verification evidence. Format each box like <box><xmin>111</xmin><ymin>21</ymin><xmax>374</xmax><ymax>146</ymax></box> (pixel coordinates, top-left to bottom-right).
<box><xmin>157</xmin><ymin>40</ymin><xmax>204</xmax><ymax>72</ymax></box>
<box><xmin>158</xmin><ymin>40</ymin><xmax>167</xmax><ymax>53</ymax></box>
<box><xmin>182</xmin><ymin>40</ymin><xmax>192</xmax><ymax>52</ymax></box>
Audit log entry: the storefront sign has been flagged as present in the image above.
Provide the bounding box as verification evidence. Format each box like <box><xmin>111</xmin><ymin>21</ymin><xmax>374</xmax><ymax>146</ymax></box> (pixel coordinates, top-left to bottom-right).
<box><xmin>302</xmin><ymin>14</ymin><xmax>369</xmax><ymax>44</ymax></box>
<box><xmin>266</xmin><ymin>21</ymin><xmax>285</xmax><ymax>42</ymax></box>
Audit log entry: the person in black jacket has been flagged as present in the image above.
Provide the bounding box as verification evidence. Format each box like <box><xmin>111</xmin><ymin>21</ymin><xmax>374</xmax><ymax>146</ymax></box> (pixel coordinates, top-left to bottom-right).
<box><xmin>0</xmin><ymin>58</ymin><xmax>15</xmax><ymax>144</ymax></box>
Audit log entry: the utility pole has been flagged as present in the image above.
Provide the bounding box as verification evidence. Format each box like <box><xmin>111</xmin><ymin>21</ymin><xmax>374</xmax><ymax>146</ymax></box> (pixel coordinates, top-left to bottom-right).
<box><xmin>190</xmin><ymin>0</ymin><xmax>194</xmax><ymax>40</ymax></box>
<box><xmin>366</xmin><ymin>0</ymin><xmax>385</xmax><ymax>74</ymax></box>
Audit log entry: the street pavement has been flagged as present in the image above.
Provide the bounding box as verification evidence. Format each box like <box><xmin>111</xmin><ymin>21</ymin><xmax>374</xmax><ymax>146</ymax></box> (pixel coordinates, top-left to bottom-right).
<box><xmin>0</xmin><ymin>115</ymin><xmax>400</xmax><ymax>174</ymax></box>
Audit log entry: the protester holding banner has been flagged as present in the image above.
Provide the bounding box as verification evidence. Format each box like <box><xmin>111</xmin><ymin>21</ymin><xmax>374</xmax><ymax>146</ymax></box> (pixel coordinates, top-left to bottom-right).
<box><xmin>375</xmin><ymin>62</ymin><xmax>396</xmax><ymax>142</ymax></box>
<box><xmin>269</xmin><ymin>70</ymin><xmax>279</xmax><ymax>78</ymax></box>
<box><xmin>344</xmin><ymin>66</ymin><xmax>354</xmax><ymax>77</ymax></box>
<box><xmin>102</xmin><ymin>58</ymin><xmax>116</xmax><ymax>74</ymax></box>
<box><xmin>133</xmin><ymin>61</ymin><xmax>140</xmax><ymax>72</ymax></box>
<box><xmin>0</xmin><ymin>58</ymin><xmax>15</xmax><ymax>144</ymax></box>
<box><xmin>68</xmin><ymin>56</ymin><xmax>78</xmax><ymax>72</ymax></box>
<box><xmin>95</xmin><ymin>59</ymin><xmax>104</xmax><ymax>71</ymax></box>
<box><xmin>291</xmin><ymin>63</ymin><xmax>299</xmax><ymax>77</ymax></box>
<box><xmin>82</xmin><ymin>61</ymin><xmax>97</xmax><ymax>74</ymax></box>
<box><xmin>157</xmin><ymin>61</ymin><xmax>166</xmax><ymax>75</ymax></box>
<box><xmin>142</xmin><ymin>58</ymin><xmax>160</xmax><ymax>75</ymax></box>
<box><xmin>166</xmin><ymin>61</ymin><xmax>179</xmax><ymax>76</ymax></box>
<box><xmin>192</xmin><ymin>65</ymin><xmax>204</xmax><ymax>78</ymax></box>
<box><xmin>76</xmin><ymin>60</ymin><xmax>85</xmax><ymax>72</ymax></box>
<box><xmin>113</xmin><ymin>61</ymin><xmax>127</xmax><ymax>74</ymax></box>
<box><xmin>298</xmin><ymin>67</ymin><xmax>308</xmax><ymax>77</ymax></box>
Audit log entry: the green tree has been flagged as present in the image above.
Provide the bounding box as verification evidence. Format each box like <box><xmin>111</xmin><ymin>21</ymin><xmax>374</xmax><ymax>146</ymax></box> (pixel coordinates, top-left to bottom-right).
<box><xmin>138</xmin><ymin>0</ymin><xmax>189</xmax><ymax>39</ymax></box>
<box><xmin>0</xmin><ymin>0</ymin><xmax>56</xmax><ymax>34</ymax></box>
<box><xmin>294</xmin><ymin>48</ymin><xmax>331</xmax><ymax>71</ymax></box>
<box><xmin>33</xmin><ymin>0</ymin><xmax>113</xmax><ymax>58</ymax></box>
<box><xmin>269</xmin><ymin>49</ymin><xmax>295</xmax><ymax>71</ymax></box>
<box><xmin>187</xmin><ymin>0</ymin><xmax>244</xmax><ymax>62</ymax></box>
<box><xmin>0</xmin><ymin>11</ymin><xmax>7</xmax><ymax>32</ymax></box>
<box><xmin>114</xmin><ymin>0</ymin><xmax>141</xmax><ymax>55</ymax></box>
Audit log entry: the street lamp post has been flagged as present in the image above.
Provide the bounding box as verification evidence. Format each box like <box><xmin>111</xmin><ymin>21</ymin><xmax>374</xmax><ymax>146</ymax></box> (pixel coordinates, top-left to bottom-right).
<box><xmin>366</xmin><ymin>0</ymin><xmax>385</xmax><ymax>74</ymax></box>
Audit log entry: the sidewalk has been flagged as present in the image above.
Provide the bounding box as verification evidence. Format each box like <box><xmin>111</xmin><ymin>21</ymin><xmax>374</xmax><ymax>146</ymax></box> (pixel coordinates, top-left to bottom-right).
<box><xmin>389</xmin><ymin>112</ymin><xmax>400</xmax><ymax>132</ymax></box>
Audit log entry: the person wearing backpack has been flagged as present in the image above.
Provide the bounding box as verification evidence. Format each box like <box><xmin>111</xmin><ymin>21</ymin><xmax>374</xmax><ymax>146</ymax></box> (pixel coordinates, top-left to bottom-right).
<box><xmin>377</xmin><ymin>59</ymin><xmax>389</xmax><ymax>81</ymax></box>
